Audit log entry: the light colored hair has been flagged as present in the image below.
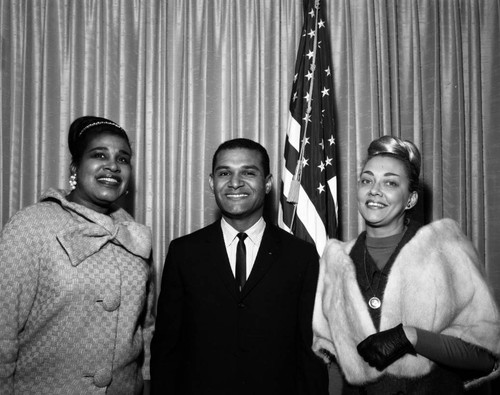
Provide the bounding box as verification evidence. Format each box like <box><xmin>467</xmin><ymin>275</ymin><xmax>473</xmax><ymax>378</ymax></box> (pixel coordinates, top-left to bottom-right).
<box><xmin>364</xmin><ymin>135</ymin><xmax>421</xmax><ymax>192</ymax></box>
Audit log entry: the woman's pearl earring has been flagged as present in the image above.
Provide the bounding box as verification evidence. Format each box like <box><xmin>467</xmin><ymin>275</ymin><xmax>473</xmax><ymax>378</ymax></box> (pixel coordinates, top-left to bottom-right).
<box><xmin>69</xmin><ymin>174</ymin><xmax>77</xmax><ymax>190</ymax></box>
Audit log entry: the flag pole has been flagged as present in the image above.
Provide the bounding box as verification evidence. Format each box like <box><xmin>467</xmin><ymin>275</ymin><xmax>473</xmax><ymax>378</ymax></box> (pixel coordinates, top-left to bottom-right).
<box><xmin>287</xmin><ymin>1</ymin><xmax>320</xmax><ymax>229</ymax></box>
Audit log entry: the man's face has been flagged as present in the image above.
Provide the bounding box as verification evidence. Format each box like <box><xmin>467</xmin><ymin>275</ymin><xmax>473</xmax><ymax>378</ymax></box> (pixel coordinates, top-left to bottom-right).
<box><xmin>209</xmin><ymin>148</ymin><xmax>272</xmax><ymax>231</ymax></box>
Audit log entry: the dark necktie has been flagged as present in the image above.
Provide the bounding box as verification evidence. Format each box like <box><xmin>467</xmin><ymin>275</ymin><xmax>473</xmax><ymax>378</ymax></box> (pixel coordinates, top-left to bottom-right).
<box><xmin>235</xmin><ymin>233</ymin><xmax>248</xmax><ymax>291</ymax></box>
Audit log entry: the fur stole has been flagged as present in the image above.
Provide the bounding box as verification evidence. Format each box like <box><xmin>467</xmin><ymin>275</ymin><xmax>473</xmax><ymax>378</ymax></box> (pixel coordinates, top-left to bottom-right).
<box><xmin>312</xmin><ymin>219</ymin><xmax>500</xmax><ymax>388</ymax></box>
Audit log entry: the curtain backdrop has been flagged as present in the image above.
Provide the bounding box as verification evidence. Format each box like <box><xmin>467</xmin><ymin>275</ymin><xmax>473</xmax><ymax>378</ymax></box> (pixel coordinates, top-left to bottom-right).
<box><xmin>2</xmin><ymin>0</ymin><xmax>500</xmax><ymax>324</ymax></box>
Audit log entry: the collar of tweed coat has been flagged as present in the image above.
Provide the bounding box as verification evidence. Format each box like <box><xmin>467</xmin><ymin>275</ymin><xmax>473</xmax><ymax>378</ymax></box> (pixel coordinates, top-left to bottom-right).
<box><xmin>42</xmin><ymin>188</ymin><xmax>151</xmax><ymax>265</ymax></box>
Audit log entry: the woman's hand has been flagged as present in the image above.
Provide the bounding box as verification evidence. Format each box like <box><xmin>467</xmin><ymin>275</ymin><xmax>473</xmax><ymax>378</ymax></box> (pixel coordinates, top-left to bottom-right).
<box><xmin>357</xmin><ymin>324</ymin><xmax>416</xmax><ymax>371</ymax></box>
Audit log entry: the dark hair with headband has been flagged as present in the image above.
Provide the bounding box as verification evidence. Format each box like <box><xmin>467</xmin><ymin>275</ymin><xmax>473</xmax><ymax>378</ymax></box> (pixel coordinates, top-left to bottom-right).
<box><xmin>364</xmin><ymin>135</ymin><xmax>421</xmax><ymax>193</ymax></box>
<box><xmin>68</xmin><ymin>116</ymin><xmax>131</xmax><ymax>166</ymax></box>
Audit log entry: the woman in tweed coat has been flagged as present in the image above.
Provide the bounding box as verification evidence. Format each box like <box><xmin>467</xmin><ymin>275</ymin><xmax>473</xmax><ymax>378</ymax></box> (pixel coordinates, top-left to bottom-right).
<box><xmin>0</xmin><ymin>116</ymin><xmax>155</xmax><ymax>395</ymax></box>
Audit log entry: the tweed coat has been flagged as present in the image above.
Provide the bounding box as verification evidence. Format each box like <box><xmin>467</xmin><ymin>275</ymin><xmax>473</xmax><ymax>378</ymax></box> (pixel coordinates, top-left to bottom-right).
<box><xmin>312</xmin><ymin>219</ymin><xmax>500</xmax><ymax>390</ymax></box>
<box><xmin>0</xmin><ymin>188</ymin><xmax>155</xmax><ymax>395</ymax></box>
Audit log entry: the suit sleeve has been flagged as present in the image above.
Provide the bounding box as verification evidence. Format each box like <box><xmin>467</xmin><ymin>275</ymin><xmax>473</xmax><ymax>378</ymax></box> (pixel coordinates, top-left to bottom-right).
<box><xmin>297</xmin><ymin>243</ymin><xmax>330</xmax><ymax>395</ymax></box>
<box><xmin>150</xmin><ymin>239</ymin><xmax>184</xmax><ymax>394</ymax></box>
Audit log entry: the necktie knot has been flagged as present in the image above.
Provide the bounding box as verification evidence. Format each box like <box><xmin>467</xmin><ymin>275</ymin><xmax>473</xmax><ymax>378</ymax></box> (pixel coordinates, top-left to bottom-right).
<box><xmin>237</xmin><ymin>232</ymin><xmax>248</xmax><ymax>241</ymax></box>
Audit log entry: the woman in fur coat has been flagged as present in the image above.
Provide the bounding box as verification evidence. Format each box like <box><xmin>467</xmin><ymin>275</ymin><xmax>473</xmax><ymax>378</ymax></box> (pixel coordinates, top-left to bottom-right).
<box><xmin>0</xmin><ymin>116</ymin><xmax>154</xmax><ymax>395</ymax></box>
<box><xmin>312</xmin><ymin>135</ymin><xmax>500</xmax><ymax>394</ymax></box>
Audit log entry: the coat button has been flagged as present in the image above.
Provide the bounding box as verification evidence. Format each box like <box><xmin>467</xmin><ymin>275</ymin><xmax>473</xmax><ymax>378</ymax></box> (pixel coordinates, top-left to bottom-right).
<box><xmin>101</xmin><ymin>292</ymin><xmax>121</xmax><ymax>311</ymax></box>
<box><xmin>93</xmin><ymin>368</ymin><xmax>112</xmax><ymax>387</ymax></box>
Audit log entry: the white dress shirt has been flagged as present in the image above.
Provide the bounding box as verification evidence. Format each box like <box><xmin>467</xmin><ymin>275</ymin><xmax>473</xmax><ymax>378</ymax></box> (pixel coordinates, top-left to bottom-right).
<box><xmin>221</xmin><ymin>217</ymin><xmax>266</xmax><ymax>280</ymax></box>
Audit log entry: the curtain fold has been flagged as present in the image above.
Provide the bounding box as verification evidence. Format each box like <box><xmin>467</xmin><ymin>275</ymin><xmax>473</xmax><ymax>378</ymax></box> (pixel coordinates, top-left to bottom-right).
<box><xmin>2</xmin><ymin>0</ymin><xmax>500</xmax><ymax>306</ymax></box>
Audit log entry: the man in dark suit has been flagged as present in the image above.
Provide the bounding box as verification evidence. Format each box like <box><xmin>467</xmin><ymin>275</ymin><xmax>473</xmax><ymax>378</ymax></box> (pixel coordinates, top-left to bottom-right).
<box><xmin>151</xmin><ymin>138</ymin><xmax>329</xmax><ymax>395</ymax></box>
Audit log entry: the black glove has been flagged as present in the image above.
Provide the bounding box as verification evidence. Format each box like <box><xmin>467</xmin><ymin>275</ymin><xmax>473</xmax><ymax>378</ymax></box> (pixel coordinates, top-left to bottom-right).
<box><xmin>357</xmin><ymin>324</ymin><xmax>415</xmax><ymax>371</ymax></box>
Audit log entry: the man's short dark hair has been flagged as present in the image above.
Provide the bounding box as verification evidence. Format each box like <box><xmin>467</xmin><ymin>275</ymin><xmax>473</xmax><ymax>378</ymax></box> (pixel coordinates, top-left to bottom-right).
<box><xmin>212</xmin><ymin>138</ymin><xmax>270</xmax><ymax>176</ymax></box>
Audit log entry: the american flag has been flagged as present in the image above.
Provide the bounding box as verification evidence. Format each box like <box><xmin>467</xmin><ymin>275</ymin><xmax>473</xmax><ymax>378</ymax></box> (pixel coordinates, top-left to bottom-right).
<box><xmin>279</xmin><ymin>0</ymin><xmax>337</xmax><ymax>256</ymax></box>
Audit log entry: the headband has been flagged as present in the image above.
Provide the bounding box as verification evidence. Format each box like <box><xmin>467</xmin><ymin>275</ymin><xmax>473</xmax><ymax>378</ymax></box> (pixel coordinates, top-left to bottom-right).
<box><xmin>78</xmin><ymin>121</ymin><xmax>125</xmax><ymax>138</ymax></box>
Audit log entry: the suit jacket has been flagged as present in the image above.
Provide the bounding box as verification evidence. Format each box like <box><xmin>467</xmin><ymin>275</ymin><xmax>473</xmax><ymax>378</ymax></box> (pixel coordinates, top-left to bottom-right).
<box><xmin>151</xmin><ymin>220</ymin><xmax>328</xmax><ymax>395</ymax></box>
